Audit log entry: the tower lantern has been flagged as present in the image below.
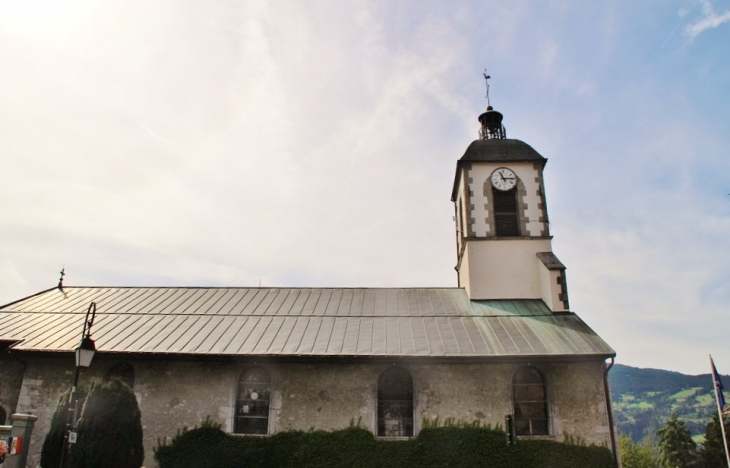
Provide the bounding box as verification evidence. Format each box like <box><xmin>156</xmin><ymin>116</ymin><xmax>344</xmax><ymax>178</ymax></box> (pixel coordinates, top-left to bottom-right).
<box><xmin>478</xmin><ymin>106</ymin><xmax>506</xmax><ymax>140</ymax></box>
<box><xmin>479</xmin><ymin>71</ymin><xmax>506</xmax><ymax>139</ymax></box>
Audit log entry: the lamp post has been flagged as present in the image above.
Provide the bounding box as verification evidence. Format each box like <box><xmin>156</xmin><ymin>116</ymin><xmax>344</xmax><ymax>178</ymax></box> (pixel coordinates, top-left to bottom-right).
<box><xmin>59</xmin><ymin>302</ymin><xmax>97</xmax><ymax>468</ymax></box>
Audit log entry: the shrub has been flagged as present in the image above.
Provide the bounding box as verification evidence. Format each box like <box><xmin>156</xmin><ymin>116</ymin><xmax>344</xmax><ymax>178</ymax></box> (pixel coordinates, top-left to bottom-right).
<box><xmin>40</xmin><ymin>386</ymin><xmax>90</xmax><ymax>468</ymax></box>
<box><xmin>155</xmin><ymin>420</ymin><xmax>616</xmax><ymax>468</ymax></box>
<box><xmin>72</xmin><ymin>379</ymin><xmax>144</xmax><ymax>468</ymax></box>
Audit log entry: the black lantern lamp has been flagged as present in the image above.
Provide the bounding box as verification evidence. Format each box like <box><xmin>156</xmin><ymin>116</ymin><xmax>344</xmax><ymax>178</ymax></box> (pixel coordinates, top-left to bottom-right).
<box><xmin>75</xmin><ymin>335</ymin><xmax>96</xmax><ymax>369</ymax></box>
<box><xmin>73</xmin><ymin>302</ymin><xmax>97</xmax><ymax>374</ymax></box>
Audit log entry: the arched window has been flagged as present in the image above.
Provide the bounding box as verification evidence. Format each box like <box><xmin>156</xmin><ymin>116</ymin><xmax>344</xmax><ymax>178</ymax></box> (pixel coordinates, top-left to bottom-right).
<box><xmin>0</xmin><ymin>406</ymin><xmax>7</xmax><ymax>425</ymax></box>
<box><xmin>105</xmin><ymin>362</ymin><xmax>135</xmax><ymax>390</ymax></box>
<box><xmin>378</xmin><ymin>367</ymin><xmax>413</xmax><ymax>437</ymax></box>
<box><xmin>513</xmin><ymin>366</ymin><xmax>549</xmax><ymax>436</ymax></box>
<box><xmin>235</xmin><ymin>367</ymin><xmax>271</xmax><ymax>435</ymax></box>
<box><xmin>493</xmin><ymin>187</ymin><xmax>520</xmax><ymax>236</ymax></box>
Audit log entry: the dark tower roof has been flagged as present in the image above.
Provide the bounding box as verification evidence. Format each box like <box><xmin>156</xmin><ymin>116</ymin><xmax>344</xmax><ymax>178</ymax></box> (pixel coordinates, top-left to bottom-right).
<box><xmin>460</xmin><ymin>138</ymin><xmax>546</xmax><ymax>163</ymax></box>
<box><xmin>452</xmin><ymin>102</ymin><xmax>548</xmax><ymax>201</ymax></box>
<box><xmin>451</xmin><ymin>139</ymin><xmax>547</xmax><ymax>201</ymax></box>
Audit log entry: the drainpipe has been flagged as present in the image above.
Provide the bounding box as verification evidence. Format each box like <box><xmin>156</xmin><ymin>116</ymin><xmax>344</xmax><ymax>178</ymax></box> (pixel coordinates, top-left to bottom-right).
<box><xmin>603</xmin><ymin>357</ymin><xmax>620</xmax><ymax>467</ymax></box>
<box><xmin>453</xmin><ymin>203</ymin><xmax>461</xmax><ymax>288</ymax></box>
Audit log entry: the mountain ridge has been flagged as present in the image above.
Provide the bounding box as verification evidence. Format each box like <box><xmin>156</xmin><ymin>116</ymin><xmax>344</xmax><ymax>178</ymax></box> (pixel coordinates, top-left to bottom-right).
<box><xmin>608</xmin><ymin>363</ymin><xmax>729</xmax><ymax>442</ymax></box>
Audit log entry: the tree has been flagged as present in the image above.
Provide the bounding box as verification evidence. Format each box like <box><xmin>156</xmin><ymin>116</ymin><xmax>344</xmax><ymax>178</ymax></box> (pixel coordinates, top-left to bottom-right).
<box><xmin>40</xmin><ymin>386</ymin><xmax>90</xmax><ymax>468</ymax></box>
<box><xmin>41</xmin><ymin>391</ymin><xmax>71</xmax><ymax>468</ymax></box>
<box><xmin>657</xmin><ymin>413</ymin><xmax>697</xmax><ymax>468</ymax></box>
<box><xmin>619</xmin><ymin>435</ymin><xmax>662</xmax><ymax>468</ymax></box>
<box><xmin>698</xmin><ymin>414</ymin><xmax>729</xmax><ymax>468</ymax></box>
<box><xmin>72</xmin><ymin>378</ymin><xmax>144</xmax><ymax>468</ymax></box>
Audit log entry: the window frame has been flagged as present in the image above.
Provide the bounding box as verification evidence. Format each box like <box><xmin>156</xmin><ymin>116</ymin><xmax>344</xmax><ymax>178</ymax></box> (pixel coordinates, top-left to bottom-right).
<box><xmin>512</xmin><ymin>365</ymin><xmax>550</xmax><ymax>437</ymax></box>
<box><xmin>377</xmin><ymin>366</ymin><xmax>414</xmax><ymax>438</ymax></box>
<box><xmin>234</xmin><ymin>366</ymin><xmax>272</xmax><ymax>436</ymax></box>
<box><xmin>493</xmin><ymin>187</ymin><xmax>521</xmax><ymax>237</ymax></box>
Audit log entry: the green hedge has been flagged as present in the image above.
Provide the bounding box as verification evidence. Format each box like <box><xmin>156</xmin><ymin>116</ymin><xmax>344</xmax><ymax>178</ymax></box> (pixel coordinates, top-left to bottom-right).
<box><xmin>155</xmin><ymin>423</ymin><xmax>615</xmax><ymax>468</ymax></box>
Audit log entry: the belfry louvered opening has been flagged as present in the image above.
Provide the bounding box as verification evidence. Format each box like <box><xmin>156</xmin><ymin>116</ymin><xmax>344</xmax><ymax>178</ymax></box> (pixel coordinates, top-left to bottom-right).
<box><xmin>235</xmin><ymin>367</ymin><xmax>271</xmax><ymax>435</ymax></box>
<box><xmin>378</xmin><ymin>367</ymin><xmax>414</xmax><ymax>437</ymax></box>
<box><xmin>493</xmin><ymin>188</ymin><xmax>520</xmax><ymax>236</ymax></box>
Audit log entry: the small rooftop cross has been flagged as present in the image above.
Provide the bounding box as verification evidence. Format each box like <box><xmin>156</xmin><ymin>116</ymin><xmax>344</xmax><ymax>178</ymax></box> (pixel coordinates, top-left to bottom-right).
<box><xmin>57</xmin><ymin>267</ymin><xmax>65</xmax><ymax>291</ymax></box>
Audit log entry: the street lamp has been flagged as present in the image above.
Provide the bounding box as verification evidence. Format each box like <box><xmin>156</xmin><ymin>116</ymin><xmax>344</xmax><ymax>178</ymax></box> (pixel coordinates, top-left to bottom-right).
<box><xmin>59</xmin><ymin>302</ymin><xmax>97</xmax><ymax>468</ymax></box>
<box><xmin>75</xmin><ymin>336</ymin><xmax>96</xmax><ymax>369</ymax></box>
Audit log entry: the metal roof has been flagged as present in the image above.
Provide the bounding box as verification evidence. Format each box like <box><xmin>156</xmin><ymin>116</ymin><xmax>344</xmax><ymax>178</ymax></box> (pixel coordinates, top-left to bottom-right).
<box><xmin>0</xmin><ymin>287</ymin><xmax>614</xmax><ymax>359</ymax></box>
<box><xmin>459</xmin><ymin>139</ymin><xmax>546</xmax><ymax>164</ymax></box>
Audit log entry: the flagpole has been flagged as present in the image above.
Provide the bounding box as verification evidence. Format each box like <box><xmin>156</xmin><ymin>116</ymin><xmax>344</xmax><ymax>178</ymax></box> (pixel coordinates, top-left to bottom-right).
<box><xmin>709</xmin><ymin>355</ymin><xmax>730</xmax><ymax>468</ymax></box>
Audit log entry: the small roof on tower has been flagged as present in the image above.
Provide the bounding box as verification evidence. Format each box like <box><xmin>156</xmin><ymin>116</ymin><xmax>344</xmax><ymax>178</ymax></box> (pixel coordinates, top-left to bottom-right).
<box><xmin>451</xmin><ymin>138</ymin><xmax>547</xmax><ymax>202</ymax></box>
<box><xmin>460</xmin><ymin>138</ymin><xmax>546</xmax><ymax>164</ymax></box>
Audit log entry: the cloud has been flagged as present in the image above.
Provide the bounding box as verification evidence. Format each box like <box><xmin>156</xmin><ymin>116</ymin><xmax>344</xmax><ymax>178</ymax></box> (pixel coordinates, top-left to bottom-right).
<box><xmin>2</xmin><ymin>1</ymin><xmax>730</xmax><ymax>374</ymax></box>
<box><xmin>685</xmin><ymin>0</ymin><xmax>730</xmax><ymax>38</ymax></box>
<box><xmin>140</xmin><ymin>124</ymin><xmax>176</xmax><ymax>146</ymax></box>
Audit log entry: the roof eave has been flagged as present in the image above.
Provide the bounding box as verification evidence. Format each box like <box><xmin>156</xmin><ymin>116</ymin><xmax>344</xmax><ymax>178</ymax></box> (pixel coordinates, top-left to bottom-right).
<box><xmin>6</xmin><ymin>348</ymin><xmax>616</xmax><ymax>362</ymax></box>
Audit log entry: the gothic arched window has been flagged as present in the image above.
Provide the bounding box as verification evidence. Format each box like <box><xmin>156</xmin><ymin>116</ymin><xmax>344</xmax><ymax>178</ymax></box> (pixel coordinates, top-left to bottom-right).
<box><xmin>513</xmin><ymin>366</ymin><xmax>549</xmax><ymax>436</ymax></box>
<box><xmin>377</xmin><ymin>367</ymin><xmax>414</xmax><ymax>437</ymax></box>
<box><xmin>0</xmin><ymin>406</ymin><xmax>7</xmax><ymax>425</ymax></box>
<box><xmin>105</xmin><ymin>362</ymin><xmax>135</xmax><ymax>390</ymax></box>
<box><xmin>235</xmin><ymin>367</ymin><xmax>271</xmax><ymax>435</ymax></box>
<box><xmin>493</xmin><ymin>188</ymin><xmax>520</xmax><ymax>236</ymax></box>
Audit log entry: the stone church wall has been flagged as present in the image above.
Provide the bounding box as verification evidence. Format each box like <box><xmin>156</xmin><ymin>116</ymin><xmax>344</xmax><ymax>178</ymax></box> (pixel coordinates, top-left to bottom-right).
<box><xmin>11</xmin><ymin>355</ymin><xmax>611</xmax><ymax>468</ymax></box>
<box><xmin>0</xmin><ymin>353</ymin><xmax>25</xmax><ymax>423</ymax></box>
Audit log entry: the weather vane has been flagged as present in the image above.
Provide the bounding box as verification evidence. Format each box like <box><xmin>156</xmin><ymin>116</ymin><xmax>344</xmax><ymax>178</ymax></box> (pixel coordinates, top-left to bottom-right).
<box><xmin>483</xmin><ymin>69</ymin><xmax>491</xmax><ymax>107</ymax></box>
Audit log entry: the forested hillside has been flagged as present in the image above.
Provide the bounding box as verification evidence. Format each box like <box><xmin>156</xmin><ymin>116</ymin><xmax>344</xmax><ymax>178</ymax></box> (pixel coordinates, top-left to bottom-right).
<box><xmin>608</xmin><ymin>363</ymin><xmax>729</xmax><ymax>442</ymax></box>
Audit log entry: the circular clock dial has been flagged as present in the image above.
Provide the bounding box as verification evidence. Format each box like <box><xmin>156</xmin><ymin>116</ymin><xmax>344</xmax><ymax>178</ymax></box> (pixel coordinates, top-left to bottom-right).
<box><xmin>491</xmin><ymin>167</ymin><xmax>517</xmax><ymax>191</ymax></box>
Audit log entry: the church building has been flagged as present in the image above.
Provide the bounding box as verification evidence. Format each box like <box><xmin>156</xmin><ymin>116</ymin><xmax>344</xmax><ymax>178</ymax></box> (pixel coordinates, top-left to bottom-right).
<box><xmin>0</xmin><ymin>101</ymin><xmax>617</xmax><ymax>468</ymax></box>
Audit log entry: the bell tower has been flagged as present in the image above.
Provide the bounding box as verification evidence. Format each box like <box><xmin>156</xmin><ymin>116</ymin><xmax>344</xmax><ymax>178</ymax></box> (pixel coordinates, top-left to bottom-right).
<box><xmin>451</xmin><ymin>85</ymin><xmax>569</xmax><ymax>312</ymax></box>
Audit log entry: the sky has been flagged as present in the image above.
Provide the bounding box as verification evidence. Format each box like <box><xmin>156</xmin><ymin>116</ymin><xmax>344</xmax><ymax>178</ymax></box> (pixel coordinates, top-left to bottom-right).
<box><xmin>1</xmin><ymin>0</ymin><xmax>729</xmax><ymax>375</ymax></box>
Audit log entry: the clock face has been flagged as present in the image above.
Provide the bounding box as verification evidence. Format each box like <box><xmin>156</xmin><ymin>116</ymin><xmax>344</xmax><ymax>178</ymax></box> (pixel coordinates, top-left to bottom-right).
<box><xmin>491</xmin><ymin>167</ymin><xmax>517</xmax><ymax>191</ymax></box>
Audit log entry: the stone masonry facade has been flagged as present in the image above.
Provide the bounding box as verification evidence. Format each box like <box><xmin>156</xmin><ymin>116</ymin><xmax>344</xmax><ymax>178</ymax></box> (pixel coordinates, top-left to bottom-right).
<box><xmin>8</xmin><ymin>354</ymin><xmax>612</xmax><ymax>468</ymax></box>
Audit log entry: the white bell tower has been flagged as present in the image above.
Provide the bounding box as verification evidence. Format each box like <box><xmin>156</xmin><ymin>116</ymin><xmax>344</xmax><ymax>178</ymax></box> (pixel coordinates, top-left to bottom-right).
<box><xmin>451</xmin><ymin>100</ymin><xmax>569</xmax><ymax>312</ymax></box>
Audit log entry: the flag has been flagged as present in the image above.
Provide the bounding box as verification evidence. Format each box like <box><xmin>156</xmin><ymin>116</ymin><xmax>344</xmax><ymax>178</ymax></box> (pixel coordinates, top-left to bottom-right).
<box><xmin>711</xmin><ymin>356</ymin><xmax>726</xmax><ymax>410</ymax></box>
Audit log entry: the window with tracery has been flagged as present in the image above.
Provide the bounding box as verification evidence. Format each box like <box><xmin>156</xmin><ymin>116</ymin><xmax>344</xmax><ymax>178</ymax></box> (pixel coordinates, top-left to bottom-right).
<box><xmin>105</xmin><ymin>362</ymin><xmax>135</xmax><ymax>389</ymax></box>
<box><xmin>235</xmin><ymin>367</ymin><xmax>270</xmax><ymax>435</ymax></box>
<box><xmin>378</xmin><ymin>367</ymin><xmax>414</xmax><ymax>437</ymax></box>
<box><xmin>513</xmin><ymin>366</ymin><xmax>549</xmax><ymax>436</ymax></box>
